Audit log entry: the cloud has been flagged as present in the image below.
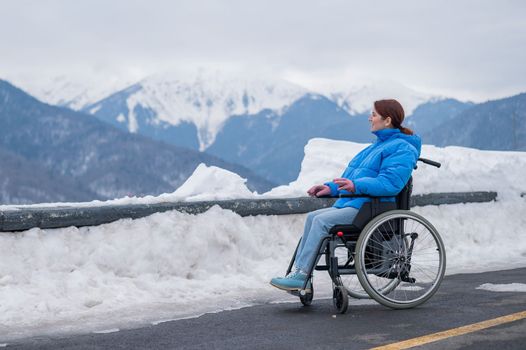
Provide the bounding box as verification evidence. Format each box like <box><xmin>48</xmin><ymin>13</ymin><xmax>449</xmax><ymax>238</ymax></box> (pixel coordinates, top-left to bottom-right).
<box><xmin>1</xmin><ymin>0</ymin><xmax>525</xmax><ymax>101</ymax></box>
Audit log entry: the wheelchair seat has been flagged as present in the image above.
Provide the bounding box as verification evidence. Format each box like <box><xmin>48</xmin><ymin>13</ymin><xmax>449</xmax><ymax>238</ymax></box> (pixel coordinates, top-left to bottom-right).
<box><xmin>329</xmin><ymin>177</ymin><xmax>413</xmax><ymax>237</ymax></box>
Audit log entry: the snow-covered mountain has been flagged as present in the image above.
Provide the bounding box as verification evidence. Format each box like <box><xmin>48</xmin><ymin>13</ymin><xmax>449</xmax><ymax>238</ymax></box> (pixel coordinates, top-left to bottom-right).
<box><xmin>330</xmin><ymin>79</ymin><xmax>438</xmax><ymax>116</ymax></box>
<box><xmin>84</xmin><ymin>69</ymin><xmax>309</xmax><ymax>150</ymax></box>
<box><xmin>15</xmin><ymin>75</ymin><xmax>133</xmax><ymax>110</ymax></box>
<box><xmin>13</xmin><ymin>70</ymin><xmax>440</xmax><ymax>152</ymax></box>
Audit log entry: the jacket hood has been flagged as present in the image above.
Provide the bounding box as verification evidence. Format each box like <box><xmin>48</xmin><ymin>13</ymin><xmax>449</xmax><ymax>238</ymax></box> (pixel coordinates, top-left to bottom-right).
<box><xmin>373</xmin><ymin>128</ymin><xmax>422</xmax><ymax>156</ymax></box>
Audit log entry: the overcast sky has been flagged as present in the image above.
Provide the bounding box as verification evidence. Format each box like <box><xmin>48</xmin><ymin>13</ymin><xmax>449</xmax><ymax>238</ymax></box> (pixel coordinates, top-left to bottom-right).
<box><xmin>1</xmin><ymin>0</ymin><xmax>525</xmax><ymax>101</ymax></box>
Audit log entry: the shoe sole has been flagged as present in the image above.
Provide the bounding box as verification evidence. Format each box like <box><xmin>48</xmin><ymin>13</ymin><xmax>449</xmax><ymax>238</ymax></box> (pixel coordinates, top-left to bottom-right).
<box><xmin>269</xmin><ymin>281</ymin><xmax>312</xmax><ymax>293</ymax></box>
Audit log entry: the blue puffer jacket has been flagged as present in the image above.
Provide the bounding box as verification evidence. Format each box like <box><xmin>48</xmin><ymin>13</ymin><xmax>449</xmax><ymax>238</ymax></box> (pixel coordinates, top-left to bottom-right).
<box><xmin>325</xmin><ymin>128</ymin><xmax>421</xmax><ymax>209</ymax></box>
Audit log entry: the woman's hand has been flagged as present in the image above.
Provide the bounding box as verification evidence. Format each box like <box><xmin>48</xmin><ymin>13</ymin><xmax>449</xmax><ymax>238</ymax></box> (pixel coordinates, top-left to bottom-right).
<box><xmin>307</xmin><ymin>184</ymin><xmax>331</xmax><ymax>197</ymax></box>
<box><xmin>333</xmin><ymin>178</ymin><xmax>355</xmax><ymax>192</ymax></box>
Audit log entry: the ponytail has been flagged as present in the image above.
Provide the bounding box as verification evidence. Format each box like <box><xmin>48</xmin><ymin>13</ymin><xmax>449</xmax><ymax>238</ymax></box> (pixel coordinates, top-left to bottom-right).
<box><xmin>399</xmin><ymin>126</ymin><xmax>413</xmax><ymax>135</ymax></box>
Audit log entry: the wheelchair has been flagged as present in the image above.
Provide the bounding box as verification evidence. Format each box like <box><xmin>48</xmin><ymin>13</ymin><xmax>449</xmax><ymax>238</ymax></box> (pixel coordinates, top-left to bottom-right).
<box><xmin>286</xmin><ymin>158</ymin><xmax>446</xmax><ymax>313</ymax></box>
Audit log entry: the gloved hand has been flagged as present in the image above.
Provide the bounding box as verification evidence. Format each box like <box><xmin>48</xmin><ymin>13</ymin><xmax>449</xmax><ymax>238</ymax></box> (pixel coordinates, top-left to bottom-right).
<box><xmin>333</xmin><ymin>178</ymin><xmax>355</xmax><ymax>192</ymax></box>
<box><xmin>307</xmin><ymin>184</ymin><xmax>331</xmax><ymax>197</ymax></box>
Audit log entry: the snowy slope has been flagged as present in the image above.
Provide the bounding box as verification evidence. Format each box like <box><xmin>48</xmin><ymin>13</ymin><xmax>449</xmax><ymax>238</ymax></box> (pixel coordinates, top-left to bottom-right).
<box><xmin>86</xmin><ymin>69</ymin><xmax>309</xmax><ymax>150</ymax></box>
<box><xmin>330</xmin><ymin>80</ymin><xmax>438</xmax><ymax>116</ymax></box>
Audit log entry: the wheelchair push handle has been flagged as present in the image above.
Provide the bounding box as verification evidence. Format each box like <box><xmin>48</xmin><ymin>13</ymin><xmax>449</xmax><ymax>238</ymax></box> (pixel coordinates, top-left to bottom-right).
<box><xmin>418</xmin><ymin>157</ymin><xmax>441</xmax><ymax>168</ymax></box>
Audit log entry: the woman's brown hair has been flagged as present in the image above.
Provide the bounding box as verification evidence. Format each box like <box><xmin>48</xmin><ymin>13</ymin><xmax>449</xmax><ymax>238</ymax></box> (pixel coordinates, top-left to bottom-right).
<box><xmin>373</xmin><ymin>99</ymin><xmax>413</xmax><ymax>135</ymax></box>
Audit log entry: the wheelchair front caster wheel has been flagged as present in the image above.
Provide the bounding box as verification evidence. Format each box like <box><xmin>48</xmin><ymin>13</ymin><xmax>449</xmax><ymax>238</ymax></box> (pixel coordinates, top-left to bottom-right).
<box><xmin>300</xmin><ymin>284</ymin><xmax>314</xmax><ymax>306</ymax></box>
<box><xmin>333</xmin><ymin>286</ymin><xmax>348</xmax><ymax>314</ymax></box>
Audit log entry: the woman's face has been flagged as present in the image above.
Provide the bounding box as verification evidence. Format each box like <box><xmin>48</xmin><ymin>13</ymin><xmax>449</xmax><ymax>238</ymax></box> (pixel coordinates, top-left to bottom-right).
<box><xmin>369</xmin><ymin>108</ymin><xmax>392</xmax><ymax>132</ymax></box>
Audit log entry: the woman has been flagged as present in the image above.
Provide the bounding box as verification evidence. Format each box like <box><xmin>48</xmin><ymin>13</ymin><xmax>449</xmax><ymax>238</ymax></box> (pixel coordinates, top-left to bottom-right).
<box><xmin>270</xmin><ymin>99</ymin><xmax>421</xmax><ymax>291</ymax></box>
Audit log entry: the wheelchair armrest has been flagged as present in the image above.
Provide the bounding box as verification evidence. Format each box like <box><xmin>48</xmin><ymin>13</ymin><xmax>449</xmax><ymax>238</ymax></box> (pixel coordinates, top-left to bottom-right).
<box><xmin>317</xmin><ymin>194</ymin><xmax>381</xmax><ymax>198</ymax></box>
<box><xmin>337</xmin><ymin>194</ymin><xmax>381</xmax><ymax>198</ymax></box>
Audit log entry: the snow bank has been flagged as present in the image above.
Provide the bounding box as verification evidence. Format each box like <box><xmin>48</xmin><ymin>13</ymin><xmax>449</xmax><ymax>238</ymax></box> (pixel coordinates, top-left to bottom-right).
<box><xmin>1</xmin><ymin>138</ymin><xmax>526</xmax><ymax>341</ymax></box>
<box><xmin>0</xmin><ymin>164</ymin><xmax>257</xmax><ymax>210</ymax></box>
<box><xmin>477</xmin><ymin>283</ymin><xmax>526</xmax><ymax>292</ymax></box>
<box><xmin>268</xmin><ymin>138</ymin><xmax>526</xmax><ymax>200</ymax></box>
<box><xmin>0</xmin><ymin>208</ymin><xmax>307</xmax><ymax>339</ymax></box>
<box><xmin>4</xmin><ymin>138</ymin><xmax>525</xmax><ymax>210</ymax></box>
<box><xmin>168</xmin><ymin>163</ymin><xmax>256</xmax><ymax>201</ymax></box>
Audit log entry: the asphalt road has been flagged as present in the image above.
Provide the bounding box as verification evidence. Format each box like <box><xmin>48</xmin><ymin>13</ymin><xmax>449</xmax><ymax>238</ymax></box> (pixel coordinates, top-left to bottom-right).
<box><xmin>8</xmin><ymin>268</ymin><xmax>526</xmax><ymax>349</ymax></box>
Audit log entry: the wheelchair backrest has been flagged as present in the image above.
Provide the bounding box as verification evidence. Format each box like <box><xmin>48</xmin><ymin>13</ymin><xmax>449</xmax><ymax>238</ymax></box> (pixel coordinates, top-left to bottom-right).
<box><xmin>331</xmin><ymin>177</ymin><xmax>414</xmax><ymax>234</ymax></box>
<box><xmin>396</xmin><ymin>176</ymin><xmax>413</xmax><ymax>210</ymax></box>
<box><xmin>350</xmin><ymin>176</ymin><xmax>412</xmax><ymax>229</ymax></box>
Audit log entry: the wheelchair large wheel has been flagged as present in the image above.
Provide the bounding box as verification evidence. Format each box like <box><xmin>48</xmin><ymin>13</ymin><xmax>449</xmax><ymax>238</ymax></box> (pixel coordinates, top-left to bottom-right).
<box><xmin>355</xmin><ymin>210</ymin><xmax>446</xmax><ymax>309</ymax></box>
<box><xmin>329</xmin><ymin>245</ymin><xmax>400</xmax><ymax>299</ymax></box>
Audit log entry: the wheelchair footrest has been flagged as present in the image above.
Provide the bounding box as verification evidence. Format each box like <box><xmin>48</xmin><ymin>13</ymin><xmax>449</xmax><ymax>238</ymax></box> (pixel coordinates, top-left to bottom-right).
<box><xmin>315</xmin><ymin>265</ymin><xmax>329</xmax><ymax>271</ymax></box>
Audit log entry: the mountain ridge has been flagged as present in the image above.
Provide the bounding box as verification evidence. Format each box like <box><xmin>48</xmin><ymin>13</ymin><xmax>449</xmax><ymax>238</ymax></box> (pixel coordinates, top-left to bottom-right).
<box><xmin>423</xmin><ymin>93</ymin><xmax>526</xmax><ymax>151</ymax></box>
<box><xmin>10</xmin><ymin>71</ymin><xmax>441</xmax><ymax>151</ymax></box>
<box><xmin>83</xmin><ymin>70</ymin><xmax>309</xmax><ymax>150</ymax></box>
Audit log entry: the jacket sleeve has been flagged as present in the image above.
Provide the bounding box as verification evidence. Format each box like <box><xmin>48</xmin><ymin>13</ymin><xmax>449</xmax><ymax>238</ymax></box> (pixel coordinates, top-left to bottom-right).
<box><xmin>324</xmin><ymin>181</ymin><xmax>340</xmax><ymax>197</ymax></box>
<box><xmin>323</xmin><ymin>143</ymin><xmax>373</xmax><ymax>197</ymax></box>
<box><xmin>324</xmin><ymin>164</ymin><xmax>356</xmax><ymax>197</ymax></box>
<box><xmin>352</xmin><ymin>144</ymin><xmax>417</xmax><ymax>197</ymax></box>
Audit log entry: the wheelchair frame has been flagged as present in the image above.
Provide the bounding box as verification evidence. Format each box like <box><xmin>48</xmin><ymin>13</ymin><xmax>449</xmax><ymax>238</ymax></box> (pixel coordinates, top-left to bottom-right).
<box><xmin>285</xmin><ymin>158</ymin><xmax>446</xmax><ymax>313</ymax></box>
